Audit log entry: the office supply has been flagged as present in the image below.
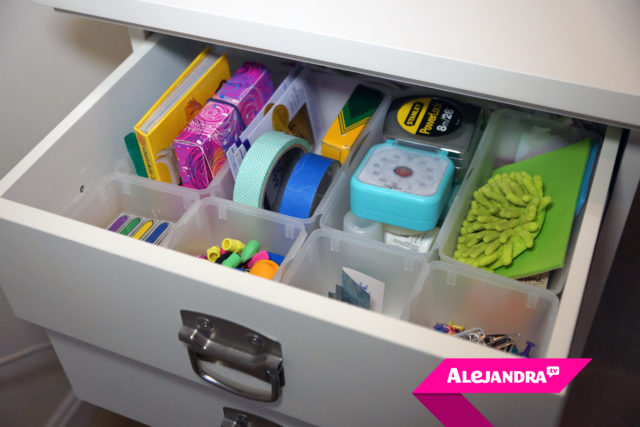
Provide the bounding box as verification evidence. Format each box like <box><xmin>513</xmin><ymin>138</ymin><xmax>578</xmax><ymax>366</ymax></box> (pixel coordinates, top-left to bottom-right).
<box><xmin>233</xmin><ymin>131</ymin><xmax>311</xmax><ymax>210</ymax></box>
<box><xmin>123</xmin><ymin>132</ymin><xmax>148</xmax><ymax>178</ymax></box>
<box><xmin>240</xmin><ymin>240</ymin><xmax>260</xmax><ymax>263</ymax></box>
<box><xmin>207</xmin><ymin>245</ymin><xmax>221</xmax><ymax>262</ymax></box>
<box><xmin>247</xmin><ymin>251</ymin><xmax>269</xmax><ymax>269</ymax></box>
<box><xmin>155</xmin><ymin>147</ymin><xmax>180</xmax><ymax>185</ymax></box>
<box><xmin>351</xmin><ymin>139</ymin><xmax>454</xmax><ymax>231</ymax></box>
<box><xmin>230</xmin><ymin>67</ymin><xmax>322</xmax><ymax>179</ymax></box>
<box><xmin>144</xmin><ymin>221</ymin><xmax>171</xmax><ymax>244</ymax></box>
<box><xmin>519</xmin><ymin>341</ymin><xmax>535</xmax><ymax>358</ymax></box>
<box><xmin>107</xmin><ymin>214</ymin><xmax>129</xmax><ymax>232</ymax></box>
<box><xmin>383</xmin><ymin>225</ymin><xmax>438</xmax><ymax>253</ymax></box>
<box><xmin>131</xmin><ymin>219</ymin><xmax>154</xmax><ymax>239</ymax></box>
<box><xmin>576</xmin><ymin>138</ymin><xmax>599</xmax><ymax>215</ymax></box>
<box><xmin>278</xmin><ymin>153</ymin><xmax>339</xmax><ymax>219</ymax></box>
<box><xmin>174</xmin><ymin>62</ymin><xmax>273</xmax><ymax>189</ymax></box>
<box><xmin>249</xmin><ymin>260</ymin><xmax>279</xmax><ymax>279</ymax></box>
<box><xmin>222</xmin><ymin>238</ymin><xmax>245</xmax><ymax>253</ymax></box>
<box><xmin>215</xmin><ymin>252</ymin><xmax>233</xmax><ymax>264</ymax></box>
<box><xmin>341</xmin><ymin>267</ymin><xmax>385</xmax><ymax>313</ymax></box>
<box><xmin>518</xmin><ymin>272</ymin><xmax>549</xmax><ymax>289</ymax></box>
<box><xmin>119</xmin><ymin>217</ymin><xmax>141</xmax><ymax>236</ymax></box>
<box><xmin>383</xmin><ymin>95</ymin><xmax>481</xmax><ymax>182</ymax></box>
<box><xmin>322</xmin><ymin>84</ymin><xmax>384</xmax><ymax>164</ymax></box>
<box><xmin>134</xmin><ymin>47</ymin><xmax>230</xmax><ymax>182</ymax></box>
<box><xmin>221</xmin><ymin>253</ymin><xmax>242</xmax><ymax>268</ymax></box>
<box><xmin>266</xmin><ymin>252</ymin><xmax>285</xmax><ymax>266</ymax></box>
<box><xmin>107</xmin><ymin>213</ymin><xmax>173</xmax><ymax>244</ymax></box>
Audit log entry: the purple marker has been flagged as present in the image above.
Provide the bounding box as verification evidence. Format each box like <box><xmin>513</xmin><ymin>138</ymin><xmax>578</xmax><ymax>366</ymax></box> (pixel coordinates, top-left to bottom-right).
<box><xmin>107</xmin><ymin>214</ymin><xmax>129</xmax><ymax>232</ymax></box>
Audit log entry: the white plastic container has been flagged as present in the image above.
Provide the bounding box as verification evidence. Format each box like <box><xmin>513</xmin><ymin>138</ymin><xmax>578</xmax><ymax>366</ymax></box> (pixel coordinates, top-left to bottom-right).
<box><xmin>403</xmin><ymin>261</ymin><xmax>559</xmax><ymax>357</ymax></box>
<box><xmin>279</xmin><ymin>228</ymin><xmax>426</xmax><ymax>319</ymax></box>
<box><xmin>435</xmin><ymin>109</ymin><xmax>597</xmax><ymax>294</ymax></box>
<box><xmin>69</xmin><ymin>173</ymin><xmax>199</xmax><ymax>233</ymax></box>
<box><xmin>114</xmin><ymin>154</ymin><xmax>230</xmax><ymax>200</ymax></box>
<box><xmin>161</xmin><ymin>197</ymin><xmax>307</xmax><ymax>272</ymax></box>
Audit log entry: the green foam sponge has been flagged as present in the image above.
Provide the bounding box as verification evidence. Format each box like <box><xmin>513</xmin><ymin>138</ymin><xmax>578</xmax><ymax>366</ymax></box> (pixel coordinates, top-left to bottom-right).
<box><xmin>454</xmin><ymin>171</ymin><xmax>551</xmax><ymax>272</ymax></box>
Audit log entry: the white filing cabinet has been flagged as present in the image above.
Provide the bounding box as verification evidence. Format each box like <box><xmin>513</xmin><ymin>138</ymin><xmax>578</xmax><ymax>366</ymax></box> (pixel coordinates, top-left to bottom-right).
<box><xmin>1</xmin><ymin>2</ymin><xmax>638</xmax><ymax>426</ymax></box>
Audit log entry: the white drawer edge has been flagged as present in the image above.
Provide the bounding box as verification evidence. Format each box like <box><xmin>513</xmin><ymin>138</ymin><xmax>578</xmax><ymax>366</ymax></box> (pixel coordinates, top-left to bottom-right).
<box><xmin>0</xmin><ymin>197</ymin><xmax>505</xmax><ymax>360</ymax></box>
<box><xmin>37</xmin><ymin>0</ymin><xmax>640</xmax><ymax>129</ymax></box>
<box><xmin>0</xmin><ymin>33</ymin><xmax>162</xmax><ymax>196</ymax></box>
<box><xmin>546</xmin><ymin>126</ymin><xmax>621</xmax><ymax>357</ymax></box>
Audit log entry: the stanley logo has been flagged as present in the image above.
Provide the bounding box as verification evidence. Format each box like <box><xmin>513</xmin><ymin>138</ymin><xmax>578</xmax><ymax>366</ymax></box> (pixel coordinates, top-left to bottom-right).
<box><xmin>404</xmin><ymin>102</ymin><xmax>424</xmax><ymax>127</ymax></box>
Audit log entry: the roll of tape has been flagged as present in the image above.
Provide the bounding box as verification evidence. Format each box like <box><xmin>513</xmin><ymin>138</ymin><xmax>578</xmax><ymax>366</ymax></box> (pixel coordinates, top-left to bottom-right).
<box><xmin>233</xmin><ymin>131</ymin><xmax>311</xmax><ymax>210</ymax></box>
<box><xmin>279</xmin><ymin>153</ymin><xmax>339</xmax><ymax>219</ymax></box>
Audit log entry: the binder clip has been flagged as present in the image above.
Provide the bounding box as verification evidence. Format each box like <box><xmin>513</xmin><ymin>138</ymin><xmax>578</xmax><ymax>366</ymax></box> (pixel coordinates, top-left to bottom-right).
<box><xmin>483</xmin><ymin>334</ymin><xmax>516</xmax><ymax>353</ymax></box>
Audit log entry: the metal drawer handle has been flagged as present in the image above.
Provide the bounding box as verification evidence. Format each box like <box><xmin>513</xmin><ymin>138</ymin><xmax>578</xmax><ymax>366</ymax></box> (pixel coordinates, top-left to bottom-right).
<box><xmin>221</xmin><ymin>407</ymin><xmax>282</xmax><ymax>427</ymax></box>
<box><xmin>178</xmin><ymin>310</ymin><xmax>284</xmax><ymax>402</ymax></box>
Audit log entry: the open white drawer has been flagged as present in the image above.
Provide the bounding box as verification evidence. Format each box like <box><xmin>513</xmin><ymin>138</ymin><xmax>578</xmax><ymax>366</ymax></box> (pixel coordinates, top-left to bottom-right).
<box><xmin>0</xmin><ymin>35</ymin><xmax>621</xmax><ymax>426</ymax></box>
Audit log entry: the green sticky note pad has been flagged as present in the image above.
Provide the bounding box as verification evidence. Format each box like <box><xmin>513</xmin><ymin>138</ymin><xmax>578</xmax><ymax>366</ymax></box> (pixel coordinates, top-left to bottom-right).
<box><xmin>492</xmin><ymin>138</ymin><xmax>593</xmax><ymax>279</ymax></box>
<box><xmin>124</xmin><ymin>132</ymin><xmax>148</xmax><ymax>178</ymax></box>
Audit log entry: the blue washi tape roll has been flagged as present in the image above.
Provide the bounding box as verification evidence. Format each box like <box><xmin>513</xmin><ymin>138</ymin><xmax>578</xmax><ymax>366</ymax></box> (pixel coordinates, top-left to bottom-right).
<box><xmin>278</xmin><ymin>153</ymin><xmax>339</xmax><ymax>219</ymax></box>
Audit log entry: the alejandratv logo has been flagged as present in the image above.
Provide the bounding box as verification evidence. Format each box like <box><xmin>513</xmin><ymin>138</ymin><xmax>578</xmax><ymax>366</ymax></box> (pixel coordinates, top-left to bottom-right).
<box><xmin>447</xmin><ymin>365</ymin><xmax>561</xmax><ymax>384</ymax></box>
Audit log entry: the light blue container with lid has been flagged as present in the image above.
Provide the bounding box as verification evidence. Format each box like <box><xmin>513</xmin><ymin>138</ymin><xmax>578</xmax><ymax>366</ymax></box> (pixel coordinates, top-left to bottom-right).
<box><xmin>350</xmin><ymin>139</ymin><xmax>454</xmax><ymax>231</ymax></box>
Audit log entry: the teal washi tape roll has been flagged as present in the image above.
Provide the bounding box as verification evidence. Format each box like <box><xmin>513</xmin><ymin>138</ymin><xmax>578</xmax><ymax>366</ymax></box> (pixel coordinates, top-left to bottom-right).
<box><xmin>279</xmin><ymin>153</ymin><xmax>339</xmax><ymax>219</ymax></box>
<box><xmin>233</xmin><ymin>131</ymin><xmax>311</xmax><ymax>210</ymax></box>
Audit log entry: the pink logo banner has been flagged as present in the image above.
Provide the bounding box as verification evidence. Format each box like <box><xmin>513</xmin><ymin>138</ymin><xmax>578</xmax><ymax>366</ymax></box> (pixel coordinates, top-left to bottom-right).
<box><xmin>413</xmin><ymin>358</ymin><xmax>590</xmax><ymax>427</ymax></box>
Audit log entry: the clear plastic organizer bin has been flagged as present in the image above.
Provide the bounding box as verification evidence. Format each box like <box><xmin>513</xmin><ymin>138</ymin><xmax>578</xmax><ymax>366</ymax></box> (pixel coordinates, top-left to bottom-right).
<box><xmin>435</xmin><ymin>109</ymin><xmax>599</xmax><ymax>294</ymax></box>
<box><xmin>402</xmin><ymin>261</ymin><xmax>559</xmax><ymax>357</ymax></box>
<box><xmin>193</xmin><ymin>69</ymin><xmax>393</xmax><ymax>232</ymax></box>
<box><xmin>68</xmin><ymin>173</ymin><xmax>199</xmax><ymax>237</ymax></box>
<box><xmin>115</xmin><ymin>60</ymin><xmax>393</xmax><ymax>233</ymax></box>
<box><xmin>278</xmin><ymin>228</ymin><xmax>427</xmax><ymax>319</ymax></box>
<box><xmin>160</xmin><ymin>197</ymin><xmax>307</xmax><ymax>272</ymax></box>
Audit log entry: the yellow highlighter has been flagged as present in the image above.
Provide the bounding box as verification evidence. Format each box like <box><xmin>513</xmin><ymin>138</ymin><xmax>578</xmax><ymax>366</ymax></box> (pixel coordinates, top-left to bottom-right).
<box><xmin>132</xmin><ymin>220</ymin><xmax>154</xmax><ymax>240</ymax></box>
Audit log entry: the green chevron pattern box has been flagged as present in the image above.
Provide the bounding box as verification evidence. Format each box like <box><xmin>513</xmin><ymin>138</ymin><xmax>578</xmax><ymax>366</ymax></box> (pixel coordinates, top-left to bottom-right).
<box><xmin>321</xmin><ymin>85</ymin><xmax>384</xmax><ymax>164</ymax></box>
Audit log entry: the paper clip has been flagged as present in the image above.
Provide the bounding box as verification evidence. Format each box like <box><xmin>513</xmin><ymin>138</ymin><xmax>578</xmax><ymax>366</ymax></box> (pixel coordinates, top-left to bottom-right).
<box><xmin>454</xmin><ymin>328</ymin><xmax>485</xmax><ymax>343</ymax></box>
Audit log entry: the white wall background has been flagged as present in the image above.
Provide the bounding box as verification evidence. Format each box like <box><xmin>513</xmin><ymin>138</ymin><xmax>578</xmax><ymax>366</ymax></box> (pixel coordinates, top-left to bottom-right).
<box><xmin>0</xmin><ymin>1</ymin><xmax>131</xmax><ymax>425</ymax></box>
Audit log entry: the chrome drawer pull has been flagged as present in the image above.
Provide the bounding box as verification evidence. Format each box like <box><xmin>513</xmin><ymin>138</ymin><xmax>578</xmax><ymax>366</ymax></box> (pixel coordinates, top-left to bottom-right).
<box><xmin>178</xmin><ymin>310</ymin><xmax>284</xmax><ymax>402</ymax></box>
<box><xmin>221</xmin><ymin>407</ymin><xmax>282</xmax><ymax>427</ymax></box>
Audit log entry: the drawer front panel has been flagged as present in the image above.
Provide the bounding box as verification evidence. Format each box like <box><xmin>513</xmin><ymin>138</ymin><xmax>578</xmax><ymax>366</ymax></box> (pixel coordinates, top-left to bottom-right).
<box><xmin>49</xmin><ymin>331</ymin><xmax>564</xmax><ymax>427</ymax></box>
<box><xmin>49</xmin><ymin>331</ymin><xmax>315</xmax><ymax>427</ymax></box>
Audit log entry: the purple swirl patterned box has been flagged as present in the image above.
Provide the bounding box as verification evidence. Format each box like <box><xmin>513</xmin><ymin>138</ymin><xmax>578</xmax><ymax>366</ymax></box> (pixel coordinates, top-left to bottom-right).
<box><xmin>174</xmin><ymin>62</ymin><xmax>273</xmax><ymax>189</ymax></box>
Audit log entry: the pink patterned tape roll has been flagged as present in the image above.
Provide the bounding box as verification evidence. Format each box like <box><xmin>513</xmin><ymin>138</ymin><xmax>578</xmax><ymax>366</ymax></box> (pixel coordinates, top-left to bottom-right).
<box><xmin>174</xmin><ymin>62</ymin><xmax>273</xmax><ymax>189</ymax></box>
